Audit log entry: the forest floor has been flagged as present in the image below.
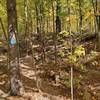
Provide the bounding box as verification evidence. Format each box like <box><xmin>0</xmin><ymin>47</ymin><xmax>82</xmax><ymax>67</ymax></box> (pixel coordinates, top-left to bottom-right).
<box><xmin>0</xmin><ymin>54</ymin><xmax>100</xmax><ymax>100</ymax></box>
<box><xmin>0</xmin><ymin>33</ymin><xmax>100</xmax><ymax>100</ymax></box>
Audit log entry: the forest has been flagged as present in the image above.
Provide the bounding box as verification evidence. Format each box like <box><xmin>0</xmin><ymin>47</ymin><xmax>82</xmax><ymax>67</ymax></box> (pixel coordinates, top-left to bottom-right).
<box><xmin>0</xmin><ymin>0</ymin><xmax>100</xmax><ymax>100</ymax></box>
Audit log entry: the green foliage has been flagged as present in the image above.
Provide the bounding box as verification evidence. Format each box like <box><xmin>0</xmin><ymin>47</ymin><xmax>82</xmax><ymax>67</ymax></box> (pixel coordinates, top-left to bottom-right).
<box><xmin>59</xmin><ymin>31</ymin><xmax>69</xmax><ymax>37</ymax></box>
<box><xmin>75</xmin><ymin>45</ymin><xmax>85</xmax><ymax>57</ymax></box>
<box><xmin>68</xmin><ymin>54</ymin><xmax>77</xmax><ymax>63</ymax></box>
<box><xmin>0</xmin><ymin>0</ymin><xmax>96</xmax><ymax>33</ymax></box>
<box><xmin>0</xmin><ymin>0</ymin><xmax>7</xmax><ymax>33</ymax></box>
<box><xmin>68</xmin><ymin>45</ymin><xmax>86</xmax><ymax>71</ymax></box>
<box><xmin>58</xmin><ymin>50</ymin><xmax>65</xmax><ymax>57</ymax></box>
<box><xmin>68</xmin><ymin>45</ymin><xmax>85</xmax><ymax>63</ymax></box>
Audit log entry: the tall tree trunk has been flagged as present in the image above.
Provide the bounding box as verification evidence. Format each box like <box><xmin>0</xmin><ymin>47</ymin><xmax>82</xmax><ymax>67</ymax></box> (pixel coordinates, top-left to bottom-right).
<box><xmin>7</xmin><ymin>0</ymin><xmax>23</xmax><ymax>96</ymax></box>
<box><xmin>78</xmin><ymin>0</ymin><xmax>82</xmax><ymax>34</ymax></box>
<box><xmin>97</xmin><ymin>15</ymin><xmax>100</xmax><ymax>50</ymax></box>
<box><xmin>92</xmin><ymin>0</ymin><xmax>100</xmax><ymax>50</ymax></box>
<box><xmin>54</xmin><ymin>2</ymin><xmax>62</xmax><ymax>65</ymax></box>
<box><xmin>40</xmin><ymin>3</ymin><xmax>46</xmax><ymax>63</ymax></box>
<box><xmin>56</xmin><ymin>6</ymin><xmax>61</xmax><ymax>33</ymax></box>
<box><xmin>67</xmin><ymin>0</ymin><xmax>71</xmax><ymax>33</ymax></box>
<box><xmin>24</xmin><ymin>0</ymin><xmax>29</xmax><ymax>38</ymax></box>
<box><xmin>52</xmin><ymin>0</ymin><xmax>55</xmax><ymax>33</ymax></box>
<box><xmin>96</xmin><ymin>0</ymin><xmax>100</xmax><ymax>50</ymax></box>
<box><xmin>51</xmin><ymin>0</ymin><xmax>57</xmax><ymax>64</ymax></box>
<box><xmin>7</xmin><ymin>0</ymin><xmax>17</xmax><ymax>31</ymax></box>
<box><xmin>34</xmin><ymin>3</ymin><xmax>40</xmax><ymax>33</ymax></box>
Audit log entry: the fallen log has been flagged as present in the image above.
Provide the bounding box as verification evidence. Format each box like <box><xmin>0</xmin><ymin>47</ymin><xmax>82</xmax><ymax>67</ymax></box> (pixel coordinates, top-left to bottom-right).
<box><xmin>79</xmin><ymin>33</ymin><xmax>96</xmax><ymax>42</ymax></box>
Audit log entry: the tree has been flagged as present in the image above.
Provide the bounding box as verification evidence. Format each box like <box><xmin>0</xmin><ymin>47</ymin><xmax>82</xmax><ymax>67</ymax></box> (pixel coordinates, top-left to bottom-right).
<box><xmin>56</xmin><ymin>0</ymin><xmax>61</xmax><ymax>33</ymax></box>
<box><xmin>7</xmin><ymin>0</ymin><xmax>23</xmax><ymax>96</ymax></box>
<box><xmin>92</xmin><ymin>0</ymin><xmax>100</xmax><ymax>50</ymax></box>
<box><xmin>78</xmin><ymin>0</ymin><xmax>83</xmax><ymax>33</ymax></box>
<box><xmin>7</xmin><ymin>0</ymin><xmax>17</xmax><ymax>31</ymax></box>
